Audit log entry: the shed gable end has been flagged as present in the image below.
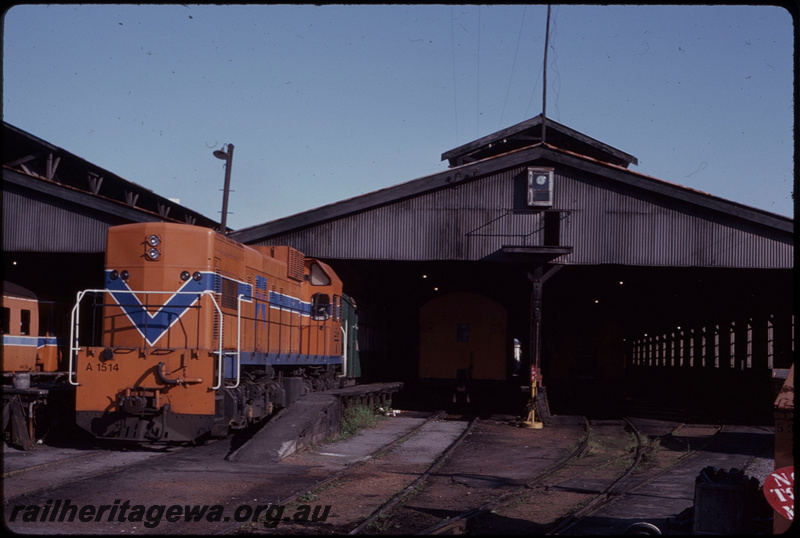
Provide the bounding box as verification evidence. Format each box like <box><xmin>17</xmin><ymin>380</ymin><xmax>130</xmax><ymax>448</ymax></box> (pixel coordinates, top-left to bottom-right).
<box><xmin>254</xmin><ymin>163</ymin><xmax>792</xmax><ymax>269</ymax></box>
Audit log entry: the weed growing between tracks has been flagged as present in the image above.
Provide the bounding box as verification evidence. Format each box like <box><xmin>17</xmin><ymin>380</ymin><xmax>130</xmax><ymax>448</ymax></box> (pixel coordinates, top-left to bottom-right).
<box><xmin>336</xmin><ymin>403</ymin><xmax>389</xmax><ymax>440</ymax></box>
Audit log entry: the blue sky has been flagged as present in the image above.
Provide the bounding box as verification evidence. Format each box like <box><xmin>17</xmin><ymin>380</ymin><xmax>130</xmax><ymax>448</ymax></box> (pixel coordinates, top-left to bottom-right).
<box><xmin>2</xmin><ymin>4</ymin><xmax>794</xmax><ymax>229</ymax></box>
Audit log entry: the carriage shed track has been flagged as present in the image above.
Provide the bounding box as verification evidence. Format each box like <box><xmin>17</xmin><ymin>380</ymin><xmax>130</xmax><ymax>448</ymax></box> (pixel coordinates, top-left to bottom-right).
<box><xmin>228</xmin><ymin>417</ymin><xmax>774</xmax><ymax>536</ymax></box>
<box><xmin>4</xmin><ymin>412</ymin><xmax>774</xmax><ymax>535</ymax></box>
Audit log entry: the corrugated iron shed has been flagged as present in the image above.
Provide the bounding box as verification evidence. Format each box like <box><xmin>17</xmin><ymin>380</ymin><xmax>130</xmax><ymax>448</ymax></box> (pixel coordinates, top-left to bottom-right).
<box><xmin>231</xmin><ymin>115</ymin><xmax>792</xmax><ymax>270</ymax></box>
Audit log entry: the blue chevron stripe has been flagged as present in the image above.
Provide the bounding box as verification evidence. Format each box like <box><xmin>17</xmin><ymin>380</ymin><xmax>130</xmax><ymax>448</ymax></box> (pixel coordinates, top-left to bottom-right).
<box><xmin>103</xmin><ymin>270</ymin><xmax>315</xmax><ymax>346</ymax></box>
<box><xmin>105</xmin><ymin>270</ymin><xmax>218</xmax><ymax>346</ymax></box>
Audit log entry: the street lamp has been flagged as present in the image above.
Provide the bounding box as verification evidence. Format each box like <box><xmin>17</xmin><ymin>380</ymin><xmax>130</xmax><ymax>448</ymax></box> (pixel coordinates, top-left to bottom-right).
<box><xmin>213</xmin><ymin>143</ymin><xmax>234</xmax><ymax>234</ymax></box>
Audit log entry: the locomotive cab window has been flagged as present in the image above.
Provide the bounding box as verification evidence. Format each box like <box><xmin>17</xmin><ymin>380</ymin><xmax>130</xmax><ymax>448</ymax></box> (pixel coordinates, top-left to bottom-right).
<box><xmin>1</xmin><ymin>307</ymin><xmax>10</xmax><ymax>334</ymax></box>
<box><xmin>311</xmin><ymin>293</ymin><xmax>331</xmax><ymax>320</ymax></box>
<box><xmin>309</xmin><ymin>263</ymin><xmax>331</xmax><ymax>286</ymax></box>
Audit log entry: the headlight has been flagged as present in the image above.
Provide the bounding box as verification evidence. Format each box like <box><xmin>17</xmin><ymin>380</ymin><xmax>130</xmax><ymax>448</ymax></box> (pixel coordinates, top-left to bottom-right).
<box><xmin>147</xmin><ymin>234</ymin><xmax>161</xmax><ymax>247</ymax></box>
<box><xmin>147</xmin><ymin>247</ymin><xmax>161</xmax><ymax>260</ymax></box>
<box><xmin>180</xmin><ymin>271</ymin><xmax>191</xmax><ymax>281</ymax></box>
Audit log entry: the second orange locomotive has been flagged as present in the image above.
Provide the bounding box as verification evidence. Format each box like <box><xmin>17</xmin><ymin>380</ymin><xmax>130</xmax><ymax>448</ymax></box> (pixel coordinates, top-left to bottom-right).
<box><xmin>70</xmin><ymin>222</ymin><xmax>355</xmax><ymax>442</ymax></box>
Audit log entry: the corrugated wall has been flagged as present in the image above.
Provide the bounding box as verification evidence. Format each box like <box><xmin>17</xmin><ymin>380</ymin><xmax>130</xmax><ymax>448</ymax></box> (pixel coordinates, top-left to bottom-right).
<box><xmin>255</xmin><ymin>165</ymin><xmax>792</xmax><ymax>269</ymax></box>
<box><xmin>555</xmin><ymin>169</ymin><xmax>793</xmax><ymax>268</ymax></box>
<box><xmin>3</xmin><ymin>188</ymin><xmax>120</xmax><ymax>252</ymax></box>
<box><xmin>257</xmin><ymin>167</ymin><xmax>539</xmax><ymax>260</ymax></box>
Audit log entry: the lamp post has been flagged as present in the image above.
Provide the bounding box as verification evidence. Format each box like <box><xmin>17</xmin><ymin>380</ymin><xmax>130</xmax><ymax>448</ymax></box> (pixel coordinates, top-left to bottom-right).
<box><xmin>213</xmin><ymin>143</ymin><xmax>234</xmax><ymax>234</ymax></box>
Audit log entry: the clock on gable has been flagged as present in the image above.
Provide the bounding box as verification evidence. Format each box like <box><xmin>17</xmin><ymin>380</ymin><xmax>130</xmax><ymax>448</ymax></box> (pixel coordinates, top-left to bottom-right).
<box><xmin>527</xmin><ymin>167</ymin><xmax>554</xmax><ymax>207</ymax></box>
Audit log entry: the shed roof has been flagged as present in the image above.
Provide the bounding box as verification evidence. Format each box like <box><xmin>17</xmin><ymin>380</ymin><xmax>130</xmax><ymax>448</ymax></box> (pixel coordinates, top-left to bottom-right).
<box><xmin>441</xmin><ymin>114</ymin><xmax>638</xmax><ymax>168</ymax></box>
<box><xmin>232</xmin><ymin>135</ymin><xmax>791</xmax><ymax>245</ymax></box>
<box><xmin>2</xmin><ymin>121</ymin><xmax>218</xmax><ymax>230</ymax></box>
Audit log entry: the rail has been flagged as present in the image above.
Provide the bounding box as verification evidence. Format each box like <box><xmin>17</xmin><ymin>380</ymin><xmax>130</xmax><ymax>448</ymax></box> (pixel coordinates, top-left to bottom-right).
<box><xmin>348</xmin><ymin>417</ymin><xmax>479</xmax><ymax>535</ymax></box>
<box><xmin>546</xmin><ymin>417</ymin><xmax>645</xmax><ymax>535</ymax></box>
<box><xmin>548</xmin><ymin>422</ymin><xmax>730</xmax><ymax>535</ymax></box>
<box><xmin>216</xmin><ymin>411</ymin><xmax>447</xmax><ymax>536</ymax></box>
<box><xmin>418</xmin><ymin>417</ymin><xmax>591</xmax><ymax>535</ymax></box>
<box><xmin>68</xmin><ymin>289</ymin><xmax>226</xmax><ymax>389</ymax></box>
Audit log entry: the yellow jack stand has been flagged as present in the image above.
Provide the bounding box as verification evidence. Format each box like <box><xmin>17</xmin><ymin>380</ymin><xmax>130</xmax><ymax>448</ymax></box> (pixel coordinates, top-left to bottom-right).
<box><xmin>521</xmin><ymin>382</ymin><xmax>544</xmax><ymax>429</ymax></box>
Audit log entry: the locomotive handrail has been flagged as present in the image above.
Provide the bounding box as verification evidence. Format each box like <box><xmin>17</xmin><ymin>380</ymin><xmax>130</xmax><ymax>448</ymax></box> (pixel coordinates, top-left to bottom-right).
<box><xmin>229</xmin><ymin>294</ymin><xmax>246</xmax><ymax>389</ymax></box>
<box><xmin>340</xmin><ymin>321</ymin><xmax>348</xmax><ymax>378</ymax></box>
<box><xmin>68</xmin><ymin>289</ymin><xmax>224</xmax><ymax>391</ymax></box>
<box><xmin>199</xmin><ymin>291</ymin><xmax>225</xmax><ymax>391</ymax></box>
<box><xmin>68</xmin><ymin>290</ymin><xmax>89</xmax><ymax>386</ymax></box>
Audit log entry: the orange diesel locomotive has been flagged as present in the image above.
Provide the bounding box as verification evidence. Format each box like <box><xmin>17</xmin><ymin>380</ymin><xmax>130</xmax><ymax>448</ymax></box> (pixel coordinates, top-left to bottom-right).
<box><xmin>70</xmin><ymin>222</ymin><xmax>355</xmax><ymax>442</ymax></box>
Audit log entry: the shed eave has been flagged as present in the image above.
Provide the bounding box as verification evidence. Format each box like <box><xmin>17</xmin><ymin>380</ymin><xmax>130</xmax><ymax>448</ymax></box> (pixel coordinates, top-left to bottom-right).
<box><xmin>3</xmin><ymin>121</ymin><xmax>218</xmax><ymax>229</ymax></box>
<box><xmin>4</xmin><ymin>166</ymin><xmax>177</xmax><ymax>224</ymax></box>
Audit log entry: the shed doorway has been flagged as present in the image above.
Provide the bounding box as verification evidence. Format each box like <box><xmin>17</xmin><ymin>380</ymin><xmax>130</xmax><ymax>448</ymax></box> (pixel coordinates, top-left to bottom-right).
<box><xmin>419</xmin><ymin>292</ymin><xmax>508</xmax><ymax>383</ymax></box>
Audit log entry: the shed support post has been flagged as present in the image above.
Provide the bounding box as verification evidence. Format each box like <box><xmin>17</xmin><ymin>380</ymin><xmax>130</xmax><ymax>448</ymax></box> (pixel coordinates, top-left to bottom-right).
<box><xmin>523</xmin><ymin>264</ymin><xmax>562</xmax><ymax>428</ymax></box>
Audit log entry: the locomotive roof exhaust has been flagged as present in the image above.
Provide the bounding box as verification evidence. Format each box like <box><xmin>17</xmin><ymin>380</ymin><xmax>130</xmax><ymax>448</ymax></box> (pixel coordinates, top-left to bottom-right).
<box><xmin>213</xmin><ymin>143</ymin><xmax>234</xmax><ymax>235</ymax></box>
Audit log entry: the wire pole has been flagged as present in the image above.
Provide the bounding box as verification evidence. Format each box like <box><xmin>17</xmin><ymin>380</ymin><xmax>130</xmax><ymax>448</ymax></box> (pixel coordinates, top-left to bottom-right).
<box><xmin>541</xmin><ymin>4</ymin><xmax>551</xmax><ymax>143</ymax></box>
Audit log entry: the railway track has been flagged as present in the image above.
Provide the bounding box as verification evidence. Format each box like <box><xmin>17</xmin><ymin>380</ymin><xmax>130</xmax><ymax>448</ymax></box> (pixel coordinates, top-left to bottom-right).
<box><xmin>347</xmin><ymin>417</ymin><xmax>478</xmax><ymax>535</ymax></box>
<box><xmin>6</xmin><ymin>413</ymin><xmax>768</xmax><ymax>535</ymax></box>
<box><xmin>409</xmin><ymin>417</ymin><xmax>642</xmax><ymax>536</ymax></box>
<box><xmin>543</xmin><ymin>418</ymin><xmax>647</xmax><ymax>535</ymax></box>
<box><xmin>2</xmin><ymin>443</ymin><xmax>188</xmax><ymax>502</ymax></box>
<box><xmin>449</xmin><ymin>419</ymin><xmax>726</xmax><ymax>536</ymax></box>
<box><xmin>222</xmin><ymin>410</ymin><xmax>467</xmax><ymax>535</ymax></box>
<box><xmin>228</xmin><ymin>416</ymin><xmax>720</xmax><ymax>536</ymax></box>
<box><xmin>559</xmin><ymin>423</ymin><xmax>775</xmax><ymax>536</ymax></box>
<box><xmin>227</xmin><ymin>413</ymin><xmax>589</xmax><ymax>535</ymax></box>
<box><xmin>416</xmin><ymin>416</ymin><xmax>594</xmax><ymax>536</ymax></box>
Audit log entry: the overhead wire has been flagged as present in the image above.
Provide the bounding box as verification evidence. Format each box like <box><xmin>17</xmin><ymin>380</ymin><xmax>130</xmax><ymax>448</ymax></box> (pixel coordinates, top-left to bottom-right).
<box><xmin>476</xmin><ymin>5</ymin><xmax>481</xmax><ymax>138</ymax></box>
<box><xmin>498</xmin><ymin>5</ymin><xmax>528</xmax><ymax>129</ymax></box>
<box><xmin>450</xmin><ymin>6</ymin><xmax>459</xmax><ymax>146</ymax></box>
<box><xmin>549</xmin><ymin>5</ymin><xmax>561</xmax><ymax>121</ymax></box>
<box><xmin>524</xmin><ymin>6</ymin><xmax>548</xmax><ymax>119</ymax></box>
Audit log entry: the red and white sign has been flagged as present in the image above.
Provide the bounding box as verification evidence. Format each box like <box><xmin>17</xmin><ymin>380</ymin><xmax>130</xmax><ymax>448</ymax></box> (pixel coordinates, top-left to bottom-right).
<box><xmin>763</xmin><ymin>466</ymin><xmax>794</xmax><ymax>521</ymax></box>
